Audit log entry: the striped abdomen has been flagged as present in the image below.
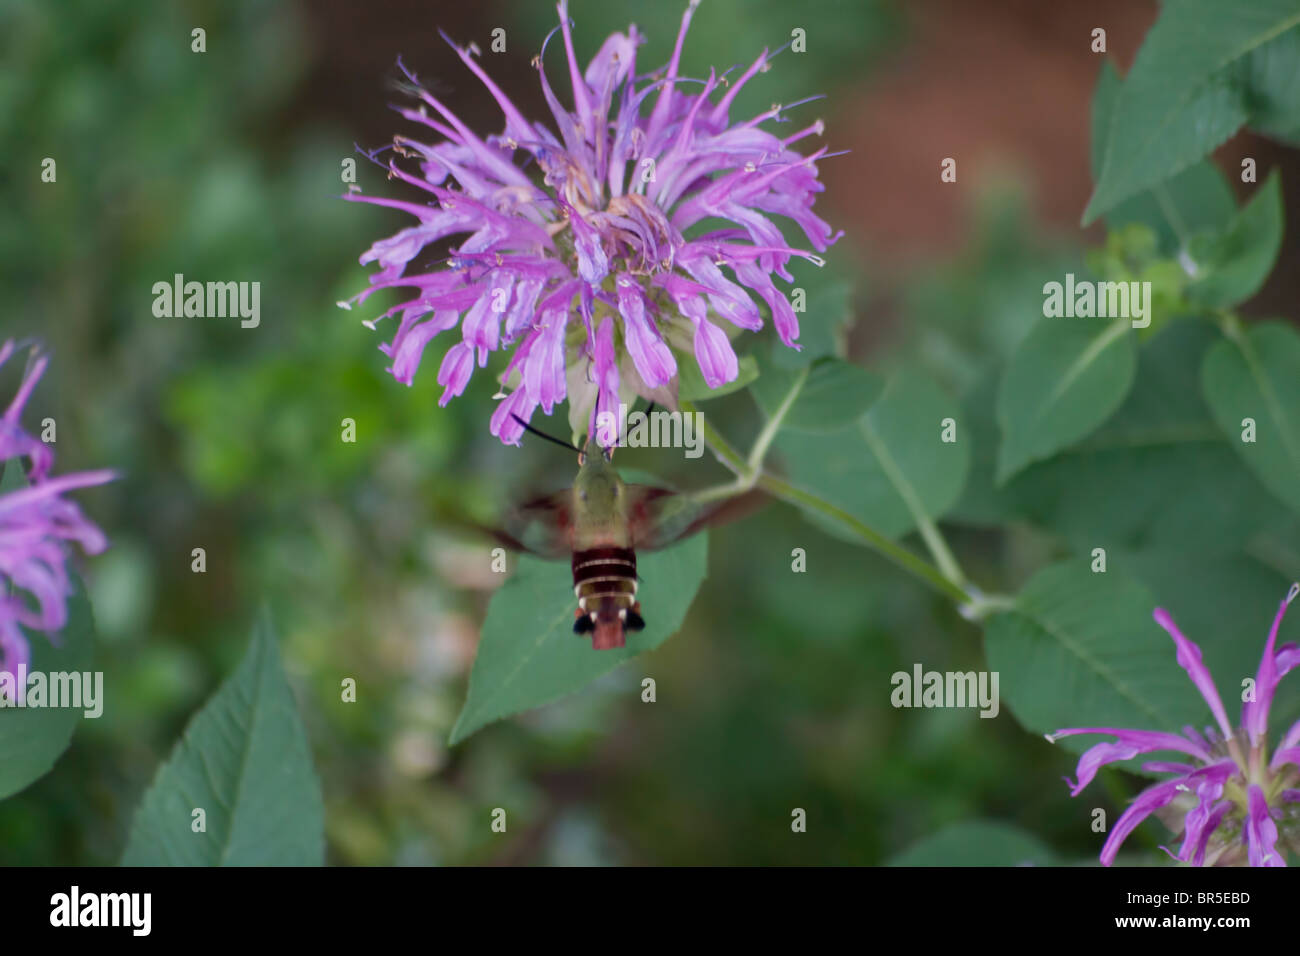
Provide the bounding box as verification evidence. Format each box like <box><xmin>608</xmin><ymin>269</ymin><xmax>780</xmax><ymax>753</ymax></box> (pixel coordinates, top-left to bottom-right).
<box><xmin>571</xmin><ymin>546</ymin><xmax>645</xmax><ymax>649</ymax></box>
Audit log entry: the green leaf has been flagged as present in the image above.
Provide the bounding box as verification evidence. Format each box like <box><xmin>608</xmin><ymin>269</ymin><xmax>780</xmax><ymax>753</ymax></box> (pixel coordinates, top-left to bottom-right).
<box><xmin>1089</xmin><ymin>59</ymin><xmax>1122</xmax><ymax>181</ymax></box>
<box><xmin>1107</xmin><ymin>163</ymin><xmax>1237</xmax><ymax>257</ymax></box>
<box><xmin>770</xmin><ymin>277</ymin><xmax>852</xmax><ymax>370</ymax></box>
<box><xmin>1245</xmin><ymin>24</ymin><xmax>1300</xmax><ymax>142</ymax></box>
<box><xmin>1186</xmin><ymin>171</ymin><xmax>1284</xmax><ymax>308</ymax></box>
<box><xmin>0</xmin><ymin>563</ymin><xmax>96</xmax><ymax>800</ymax></box>
<box><xmin>984</xmin><ymin>562</ymin><xmax>1207</xmax><ymax>741</ymax></box>
<box><xmin>0</xmin><ymin>459</ymin><xmax>23</xmax><ymax>493</ymax></box>
<box><xmin>676</xmin><ymin>352</ymin><xmax>759</xmax><ymax>402</ymax></box>
<box><xmin>1084</xmin><ymin>0</ymin><xmax>1300</xmax><ymax>223</ymax></box>
<box><xmin>450</xmin><ymin>533</ymin><xmax>708</xmax><ymax>744</ymax></box>
<box><xmin>751</xmin><ymin>354</ymin><xmax>883</xmax><ymax>433</ymax></box>
<box><xmin>773</xmin><ymin>369</ymin><xmax>969</xmax><ymax>539</ymax></box>
<box><xmin>121</xmin><ymin>612</ymin><xmax>324</xmax><ymax>865</ymax></box>
<box><xmin>887</xmin><ymin>821</ymin><xmax>1060</xmax><ymax>867</ymax></box>
<box><xmin>959</xmin><ymin>321</ymin><xmax>1278</xmax><ymax>553</ymax></box>
<box><xmin>1202</xmin><ymin>321</ymin><xmax>1300</xmax><ymax>518</ymax></box>
<box><xmin>996</xmin><ymin>316</ymin><xmax>1136</xmax><ymax>482</ymax></box>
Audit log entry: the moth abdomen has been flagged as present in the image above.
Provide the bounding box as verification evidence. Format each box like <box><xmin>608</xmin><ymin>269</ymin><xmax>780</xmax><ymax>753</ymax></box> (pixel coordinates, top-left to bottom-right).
<box><xmin>571</xmin><ymin>546</ymin><xmax>638</xmax><ymax>648</ymax></box>
<box><xmin>571</xmin><ymin>546</ymin><xmax>637</xmax><ymax>584</ymax></box>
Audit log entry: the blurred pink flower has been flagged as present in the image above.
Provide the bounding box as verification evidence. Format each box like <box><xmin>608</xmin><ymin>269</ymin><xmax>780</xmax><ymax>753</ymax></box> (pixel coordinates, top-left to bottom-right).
<box><xmin>0</xmin><ymin>341</ymin><xmax>115</xmax><ymax>675</ymax></box>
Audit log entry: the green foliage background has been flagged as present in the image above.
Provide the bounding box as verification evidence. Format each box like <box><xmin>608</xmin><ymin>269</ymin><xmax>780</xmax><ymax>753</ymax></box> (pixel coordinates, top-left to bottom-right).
<box><xmin>3</xmin><ymin>0</ymin><xmax>1299</xmax><ymax>866</ymax></box>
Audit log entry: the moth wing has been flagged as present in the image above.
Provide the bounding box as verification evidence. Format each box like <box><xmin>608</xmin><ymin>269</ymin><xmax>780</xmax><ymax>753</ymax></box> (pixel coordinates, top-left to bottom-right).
<box><xmin>626</xmin><ymin>485</ymin><xmax>766</xmax><ymax>552</ymax></box>
<box><xmin>490</xmin><ymin>489</ymin><xmax>574</xmax><ymax>559</ymax></box>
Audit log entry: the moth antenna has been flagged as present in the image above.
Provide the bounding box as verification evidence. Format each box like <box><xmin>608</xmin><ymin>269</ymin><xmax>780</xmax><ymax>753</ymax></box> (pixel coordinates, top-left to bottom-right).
<box><xmin>511</xmin><ymin>413</ymin><xmax>582</xmax><ymax>453</ymax></box>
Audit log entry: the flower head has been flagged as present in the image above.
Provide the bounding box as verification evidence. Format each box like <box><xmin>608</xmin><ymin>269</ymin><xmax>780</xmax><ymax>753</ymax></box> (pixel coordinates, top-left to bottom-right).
<box><xmin>0</xmin><ymin>341</ymin><xmax>115</xmax><ymax>676</ymax></box>
<box><xmin>343</xmin><ymin>0</ymin><xmax>840</xmax><ymax>445</ymax></box>
<box><xmin>1048</xmin><ymin>584</ymin><xmax>1300</xmax><ymax>866</ymax></box>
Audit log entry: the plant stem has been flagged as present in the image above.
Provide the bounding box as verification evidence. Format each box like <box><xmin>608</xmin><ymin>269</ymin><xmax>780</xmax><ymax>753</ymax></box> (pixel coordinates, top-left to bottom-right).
<box><xmin>1152</xmin><ymin>182</ymin><xmax>1191</xmax><ymax>249</ymax></box>
<box><xmin>1216</xmin><ymin>309</ymin><xmax>1243</xmax><ymax>343</ymax></box>
<box><xmin>857</xmin><ymin>418</ymin><xmax>967</xmax><ymax>587</ymax></box>
<box><xmin>683</xmin><ymin>404</ymin><xmax>753</xmax><ymax>503</ymax></box>
<box><xmin>746</xmin><ymin>366</ymin><xmax>808</xmax><ymax>474</ymax></box>
<box><xmin>686</xmin><ymin>402</ymin><xmax>749</xmax><ymax>478</ymax></box>
<box><xmin>754</xmin><ymin>472</ymin><xmax>973</xmax><ymax>606</ymax></box>
<box><xmin>682</xmin><ymin>396</ymin><xmax>1005</xmax><ymax>615</ymax></box>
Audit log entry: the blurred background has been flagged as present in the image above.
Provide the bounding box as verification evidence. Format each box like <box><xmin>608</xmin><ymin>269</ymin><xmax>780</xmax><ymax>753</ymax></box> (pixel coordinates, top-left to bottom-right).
<box><xmin>3</xmin><ymin>0</ymin><xmax>1298</xmax><ymax>865</ymax></box>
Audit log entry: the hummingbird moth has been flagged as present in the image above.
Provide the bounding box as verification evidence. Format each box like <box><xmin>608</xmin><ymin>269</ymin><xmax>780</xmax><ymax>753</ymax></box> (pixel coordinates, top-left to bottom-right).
<box><xmin>484</xmin><ymin>415</ymin><xmax>763</xmax><ymax>650</ymax></box>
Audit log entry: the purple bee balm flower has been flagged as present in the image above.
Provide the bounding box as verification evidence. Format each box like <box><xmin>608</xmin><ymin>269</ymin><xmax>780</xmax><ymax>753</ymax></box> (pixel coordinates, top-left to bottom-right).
<box><xmin>342</xmin><ymin>0</ymin><xmax>840</xmax><ymax>446</ymax></box>
<box><xmin>0</xmin><ymin>341</ymin><xmax>115</xmax><ymax>676</ymax></box>
<box><xmin>1047</xmin><ymin>583</ymin><xmax>1300</xmax><ymax>866</ymax></box>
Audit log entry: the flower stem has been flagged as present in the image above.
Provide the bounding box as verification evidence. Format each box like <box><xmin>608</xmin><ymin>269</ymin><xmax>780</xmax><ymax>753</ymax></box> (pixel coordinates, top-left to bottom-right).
<box><xmin>746</xmin><ymin>365</ymin><xmax>808</xmax><ymax>474</ymax></box>
<box><xmin>1216</xmin><ymin>309</ymin><xmax>1243</xmax><ymax>342</ymax></box>
<box><xmin>682</xmin><ymin>396</ymin><xmax>1001</xmax><ymax>615</ymax></box>
<box><xmin>754</xmin><ymin>472</ymin><xmax>973</xmax><ymax>606</ymax></box>
<box><xmin>1153</xmin><ymin>182</ymin><xmax>1191</xmax><ymax>250</ymax></box>
<box><xmin>687</xmin><ymin>402</ymin><xmax>750</xmax><ymax>478</ymax></box>
<box><xmin>684</xmin><ymin>404</ymin><xmax>754</xmax><ymax>503</ymax></box>
<box><xmin>856</xmin><ymin>417</ymin><xmax>967</xmax><ymax>588</ymax></box>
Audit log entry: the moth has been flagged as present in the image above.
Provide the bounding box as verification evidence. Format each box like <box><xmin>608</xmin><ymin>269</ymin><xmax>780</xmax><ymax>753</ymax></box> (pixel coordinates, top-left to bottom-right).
<box><xmin>486</xmin><ymin>417</ymin><xmax>763</xmax><ymax>650</ymax></box>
